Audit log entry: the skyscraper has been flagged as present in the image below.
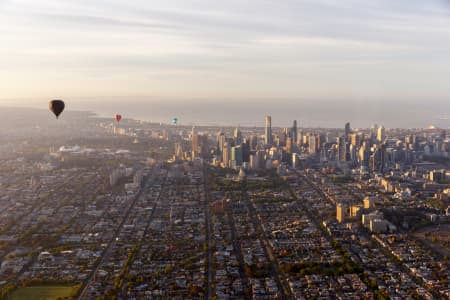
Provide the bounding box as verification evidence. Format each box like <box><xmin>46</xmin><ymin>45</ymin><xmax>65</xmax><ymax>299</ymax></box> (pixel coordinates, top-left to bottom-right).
<box><xmin>370</xmin><ymin>143</ymin><xmax>386</xmax><ymax>173</ymax></box>
<box><xmin>286</xmin><ymin>137</ymin><xmax>293</xmax><ymax>154</ymax></box>
<box><xmin>345</xmin><ymin>122</ymin><xmax>351</xmax><ymax>140</ymax></box>
<box><xmin>350</xmin><ymin>133</ymin><xmax>360</xmax><ymax>147</ymax></box>
<box><xmin>278</xmin><ymin>128</ymin><xmax>287</xmax><ymax>147</ymax></box>
<box><xmin>199</xmin><ymin>134</ymin><xmax>209</xmax><ymax>159</ymax></box>
<box><xmin>316</xmin><ymin>133</ymin><xmax>324</xmax><ymax>151</ymax></box>
<box><xmin>338</xmin><ymin>137</ymin><xmax>348</xmax><ymax>161</ymax></box>
<box><xmin>298</xmin><ymin>130</ymin><xmax>304</xmax><ymax>146</ymax></box>
<box><xmin>249</xmin><ymin>154</ymin><xmax>257</xmax><ymax>170</ymax></box>
<box><xmin>191</xmin><ymin>126</ymin><xmax>199</xmax><ymax>159</ymax></box>
<box><xmin>265</xmin><ymin>115</ymin><xmax>272</xmax><ymax>145</ymax></box>
<box><xmin>349</xmin><ymin>144</ymin><xmax>357</xmax><ymax>162</ymax></box>
<box><xmin>174</xmin><ymin>143</ymin><xmax>183</xmax><ymax>160</ymax></box>
<box><xmin>222</xmin><ymin>142</ymin><xmax>231</xmax><ymax>168</ymax></box>
<box><xmin>371</xmin><ymin>123</ymin><xmax>378</xmax><ymax>141</ymax></box>
<box><xmin>308</xmin><ymin>135</ymin><xmax>317</xmax><ymax>154</ymax></box>
<box><xmin>292</xmin><ymin>120</ymin><xmax>298</xmax><ymax>144</ymax></box>
<box><xmin>231</xmin><ymin>146</ymin><xmax>243</xmax><ymax>166</ymax></box>
<box><xmin>249</xmin><ymin>134</ymin><xmax>258</xmax><ymax>151</ymax></box>
<box><xmin>233</xmin><ymin>127</ymin><xmax>243</xmax><ymax>145</ymax></box>
<box><xmin>377</xmin><ymin>126</ymin><xmax>385</xmax><ymax>143</ymax></box>
<box><xmin>242</xmin><ymin>139</ymin><xmax>250</xmax><ymax>162</ymax></box>
<box><xmin>359</xmin><ymin>142</ymin><xmax>370</xmax><ymax>167</ymax></box>
<box><xmin>217</xmin><ymin>131</ymin><xmax>226</xmax><ymax>155</ymax></box>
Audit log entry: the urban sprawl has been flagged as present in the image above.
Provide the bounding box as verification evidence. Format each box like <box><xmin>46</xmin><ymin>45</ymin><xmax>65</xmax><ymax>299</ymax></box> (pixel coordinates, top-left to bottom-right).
<box><xmin>1</xmin><ymin>112</ymin><xmax>450</xmax><ymax>300</ymax></box>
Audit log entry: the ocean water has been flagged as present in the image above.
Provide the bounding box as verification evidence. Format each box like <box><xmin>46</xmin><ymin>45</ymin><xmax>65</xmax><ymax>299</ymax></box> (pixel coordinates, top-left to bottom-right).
<box><xmin>64</xmin><ymin>98</ymin><xmax>450</xmax><ymax>129</ymax></box>
<box><xmin>1</xmin><ymin>98</ymin><xmax>449</xmax><ymax>129</ymax></box>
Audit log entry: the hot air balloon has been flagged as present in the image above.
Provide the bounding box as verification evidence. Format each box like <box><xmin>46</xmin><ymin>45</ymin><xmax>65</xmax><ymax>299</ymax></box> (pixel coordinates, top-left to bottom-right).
<box><xmin>172</xmin><ymin>117</ymin><xmax>178</xmax><ymax>125</ymax></box>
<box><xmin>49</xmin><ymin>100</ymin><xmax>65</xmax><ymax>118</ymax></box>
<box><xmin>115</xmin><ymin>114</ymin><xmax>122</xmax><ymax>123</ymax></box>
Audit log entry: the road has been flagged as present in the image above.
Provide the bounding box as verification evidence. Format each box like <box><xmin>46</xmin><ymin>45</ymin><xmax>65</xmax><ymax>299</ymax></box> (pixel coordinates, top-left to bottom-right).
<box><xmin>227</xmin><ymin>211</ymin><xmax>250</xmax><ymax>299</ymax></box>
<box><xmin>242</xmin><ymin>179</ymin><xmax>291</xmax><ymax>300</ymax></box>
<box><xmin>203</xmin><ymin>164</ymin><xmax>213</xmax><ymax>300</ymax></box>
<box><xmin>118</xmin><ymin>173</ymin><xmax>167</xmax><ymax>297</ymax></box>
<box><xmin>76</xmin><ymin>172</ymin><xmax>154</xmax><ymax>300</ymax></box>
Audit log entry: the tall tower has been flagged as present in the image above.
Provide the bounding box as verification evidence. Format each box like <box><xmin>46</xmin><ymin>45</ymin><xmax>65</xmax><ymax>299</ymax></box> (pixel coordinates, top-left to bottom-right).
<box><xmin>292</xmin><ymin>120</ymin><xmax>298</xmax><ymax>144</ymax></box>
<box><xmin>344</xmin><ymin>122</ymin><xmax>351</xmax><ymax>140</ymax></box>
<box><xmin>377</xmin><ymin>126</ymin><xmax>385</xmax><ymax>143</ymax></box>
<box><xmin>264</xmin><ymin>115</ymin><xmax>272</xmax><ymax>145</ymax></box>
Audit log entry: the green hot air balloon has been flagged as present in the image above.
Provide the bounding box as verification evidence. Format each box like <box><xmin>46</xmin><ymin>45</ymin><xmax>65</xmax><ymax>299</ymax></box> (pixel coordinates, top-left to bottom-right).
<box><xmin>49</xmin><ymin>100</ymin><xmax>65</xmax><ymax>118</ymax></box>
<box><xmin>172</xmin><ymin>117</ymin><xmax>178</xmax><ymax>125</ymax></box>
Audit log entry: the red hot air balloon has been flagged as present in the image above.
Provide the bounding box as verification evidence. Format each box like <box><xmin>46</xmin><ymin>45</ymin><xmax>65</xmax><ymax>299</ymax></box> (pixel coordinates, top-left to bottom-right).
<box><xmin>115</xmin><ymin>114</ymin><xmax>122</xmax><ymax>122</ymax></box>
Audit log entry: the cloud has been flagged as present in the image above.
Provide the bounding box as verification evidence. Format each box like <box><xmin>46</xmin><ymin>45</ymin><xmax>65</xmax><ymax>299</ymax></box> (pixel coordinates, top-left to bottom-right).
<box><xmin>0</xmin><ymin>0</ymin><xmax>450</xmax><ymax>101</ymax></box>
<box><xmin>33</xmin><ymin>12</ymin><xmax>180</xmax><ymax>31</ymax></box>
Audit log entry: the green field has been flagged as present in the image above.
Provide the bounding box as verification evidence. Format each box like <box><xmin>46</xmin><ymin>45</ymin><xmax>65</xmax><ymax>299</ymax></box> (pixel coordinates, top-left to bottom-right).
<box><xmin>9</xmin><ymin>285</ymin><xmax>78</xmax><ymax>300</ymax></box>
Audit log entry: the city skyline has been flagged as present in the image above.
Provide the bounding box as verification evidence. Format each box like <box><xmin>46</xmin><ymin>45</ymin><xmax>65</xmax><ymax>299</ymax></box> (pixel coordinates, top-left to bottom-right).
<box><xmin>1</xmin><ymin>108</ymin><xmax>449</xmax><ymax>299</ymax></box>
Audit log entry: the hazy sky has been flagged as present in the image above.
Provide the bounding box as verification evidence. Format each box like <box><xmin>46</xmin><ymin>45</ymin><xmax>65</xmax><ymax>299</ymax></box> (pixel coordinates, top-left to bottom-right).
<box><xmin>1</xmin><ymin>0</ymin><xmax>450</xmax><ymax>103</ymax></box>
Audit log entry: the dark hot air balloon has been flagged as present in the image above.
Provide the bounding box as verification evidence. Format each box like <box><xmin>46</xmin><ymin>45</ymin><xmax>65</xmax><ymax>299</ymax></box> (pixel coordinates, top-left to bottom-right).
<box><xmin>115</xmin><ymin>114</ymin><xmax>122</xmax><ymax>122</ymax></box>
<box><xmin>49</xmin><ymin>100</ymin><xmax>65</xmax><ymax>118</ymax></box>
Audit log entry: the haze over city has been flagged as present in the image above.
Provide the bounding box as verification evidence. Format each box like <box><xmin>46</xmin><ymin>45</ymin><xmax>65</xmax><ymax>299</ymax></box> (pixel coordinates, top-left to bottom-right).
<box><xmin>1</xmin><ymin>0</ymin><xmax>450</xmax><ymax>128</ymax></box>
